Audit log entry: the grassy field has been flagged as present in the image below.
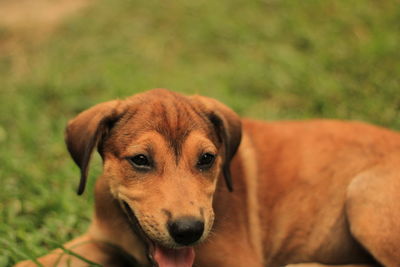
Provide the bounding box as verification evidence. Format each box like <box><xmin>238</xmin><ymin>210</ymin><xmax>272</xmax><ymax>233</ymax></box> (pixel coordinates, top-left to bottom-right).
<box><xmin>1</xmin><ymin>0</ymin><xmax>399</xmax><ymax>265</ymax></box>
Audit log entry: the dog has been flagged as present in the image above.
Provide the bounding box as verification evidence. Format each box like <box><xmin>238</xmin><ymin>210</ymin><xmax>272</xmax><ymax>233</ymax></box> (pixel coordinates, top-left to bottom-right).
<box><xmin>16</xmin><ymin>89</ymin><xmax>400</xmax><ymax>267</ymax></box>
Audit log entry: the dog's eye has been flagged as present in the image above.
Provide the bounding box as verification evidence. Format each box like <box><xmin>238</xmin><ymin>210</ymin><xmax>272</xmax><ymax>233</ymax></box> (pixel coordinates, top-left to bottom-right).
<box><xmin>197</xmin><ymin>153</ymin><xmax>215</xmax><ymax>170</ymax></box>
<box><xmin>127</xmin><ymin>154</ymin><xmax>152</xmax><ymax>170</ymax></box>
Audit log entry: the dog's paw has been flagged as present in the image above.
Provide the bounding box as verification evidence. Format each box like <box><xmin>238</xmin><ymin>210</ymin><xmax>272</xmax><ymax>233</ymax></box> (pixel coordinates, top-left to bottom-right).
<box><xmin>283</xmin><ymin>264</ymin><xmax>324</xmax><ymax>267</ymax></box>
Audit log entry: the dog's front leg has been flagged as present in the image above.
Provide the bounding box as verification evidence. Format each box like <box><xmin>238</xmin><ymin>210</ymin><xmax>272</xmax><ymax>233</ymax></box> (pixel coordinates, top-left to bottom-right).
<box><xmin>14</xmin><ymin>234</ymin><xmax>137</xmax><ymax>267</ymax></box>
<box><xmin>285</xmin><ymin>264</ymin><xmax>376</xmax><ymax>267</ymax></box>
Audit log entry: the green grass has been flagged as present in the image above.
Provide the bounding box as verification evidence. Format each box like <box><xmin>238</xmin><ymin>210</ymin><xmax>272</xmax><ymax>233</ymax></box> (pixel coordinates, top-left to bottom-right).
<box><xmin>1</xmin><ymin>0</ymin><xmax>399</xmax><ymax>265</ymax></box>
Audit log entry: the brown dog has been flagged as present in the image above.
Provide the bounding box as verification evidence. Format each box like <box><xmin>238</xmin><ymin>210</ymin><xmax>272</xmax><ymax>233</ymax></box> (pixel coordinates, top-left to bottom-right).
<box><xmin>16</xmin><ymin>89</ymin><xmax>400</xmax><ymax>267</ymax></box>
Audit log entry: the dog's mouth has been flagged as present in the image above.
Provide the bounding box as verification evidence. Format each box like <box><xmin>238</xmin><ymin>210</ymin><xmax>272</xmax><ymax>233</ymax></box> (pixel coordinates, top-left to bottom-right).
<box><xmin>121</xmin><ymin>201</ymin><xmax>195</xmax><ymax>267</ymax></box>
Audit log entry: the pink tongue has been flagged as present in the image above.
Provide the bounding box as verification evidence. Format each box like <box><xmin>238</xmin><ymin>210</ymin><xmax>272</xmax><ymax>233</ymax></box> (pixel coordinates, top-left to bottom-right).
<box><xmin>153</xmin><ymin>245</ymin><xmax>195</xmax><ymax>267</ymax></box>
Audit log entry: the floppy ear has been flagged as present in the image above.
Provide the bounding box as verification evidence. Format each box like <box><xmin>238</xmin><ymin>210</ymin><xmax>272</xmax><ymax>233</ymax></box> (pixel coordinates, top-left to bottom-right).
<box><xmin>65</xmin><ymin>100</ymin><xmax>127</xmax><ymax>195</ymax></box>
<box><xmin>191</xmin><ymin>96</ymin><xmax>242</xmax><ymax>192</ymax></box>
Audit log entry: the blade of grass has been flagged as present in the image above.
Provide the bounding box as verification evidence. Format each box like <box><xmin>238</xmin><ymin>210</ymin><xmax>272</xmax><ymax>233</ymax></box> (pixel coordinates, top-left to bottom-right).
<box><xmin>44</xmin><ymin>239</ymin><xmax>102</xmax><ymax>267</ymax></box>
<box><xmin>0</xmin><ymin>238</ymin><xmax>44</xmax><ymax>267</ymax></box>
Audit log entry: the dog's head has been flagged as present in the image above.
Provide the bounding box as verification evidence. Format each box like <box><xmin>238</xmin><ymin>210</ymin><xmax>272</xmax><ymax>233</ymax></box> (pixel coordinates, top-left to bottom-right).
<box><xmin>65</xmin><ymin>89</ymin><xmax>242</xmax><ymax>266</ymax></box>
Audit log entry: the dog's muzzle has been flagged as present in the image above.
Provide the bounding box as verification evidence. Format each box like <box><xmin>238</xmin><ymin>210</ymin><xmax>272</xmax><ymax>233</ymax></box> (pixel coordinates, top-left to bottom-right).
<box><xmin>120</xmin><ymin>201</ymin><xmax>197</xmax><ymax>267</ymax></box>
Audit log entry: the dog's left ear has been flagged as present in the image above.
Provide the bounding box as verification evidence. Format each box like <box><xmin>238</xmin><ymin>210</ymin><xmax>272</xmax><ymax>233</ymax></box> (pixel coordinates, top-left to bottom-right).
<box><xmin>65</xmin><ymin>100</ymin><xmax>127</xmax><ymax>195</ymax></box>
<box><xmin>191</xmin><ymin>96</ymin><xmax>242</xmax><ymax>192</ymax></box>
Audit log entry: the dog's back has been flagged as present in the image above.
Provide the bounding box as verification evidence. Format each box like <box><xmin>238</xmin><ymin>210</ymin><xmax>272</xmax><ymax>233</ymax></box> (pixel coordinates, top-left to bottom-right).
<box><xmin>222</xmin><ymin>119</ymin><xmax>400</xmax><ymax>266</ymax></box>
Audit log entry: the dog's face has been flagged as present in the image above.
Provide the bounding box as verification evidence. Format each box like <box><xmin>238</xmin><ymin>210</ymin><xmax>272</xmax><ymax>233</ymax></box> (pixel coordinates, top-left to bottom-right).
<box><xmin>65</xmin><ymin>89</ymin><xmax>241</xmax><ymax>266</ymax></box>
<box><xmin>105</xmin><ymin>129</ymin><xmax>219</xmax><ymax>245</ymax></box>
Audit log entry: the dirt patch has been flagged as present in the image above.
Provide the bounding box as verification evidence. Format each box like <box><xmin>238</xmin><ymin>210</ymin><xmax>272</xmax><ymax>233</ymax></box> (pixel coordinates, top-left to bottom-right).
<box><xmin>0</xmin><ymin>0</ymin><xmax>93</xmax><ymax>52</ymax></box>
<box><xmin>0</xmin><ymin>0</ymin><xmax>92</xmax><ymax>32</ymax></box>
<box><xmin>0</xmin><ymin>0</ymin><xmax>93</xmax><ymax>74</ymax></box>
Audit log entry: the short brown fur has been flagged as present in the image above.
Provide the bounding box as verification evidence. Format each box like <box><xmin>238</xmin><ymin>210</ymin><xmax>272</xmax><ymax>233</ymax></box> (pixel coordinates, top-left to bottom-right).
<box><xmin>16</xmin><ymin>89</ymin><xmax>400</xmax><ymax>267</ymax></box>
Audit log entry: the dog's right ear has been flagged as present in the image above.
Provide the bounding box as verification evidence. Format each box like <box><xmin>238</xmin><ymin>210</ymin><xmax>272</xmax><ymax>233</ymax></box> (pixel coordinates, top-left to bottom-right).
<box><xmin>65</xmin><ymin>100</ymin><xmax>127</xmax><ymax>195</ymax></box>
<box><xmin>190</xmin><ymin>95</ymin><xmax>242</xmax><ymax>192</ymax></box>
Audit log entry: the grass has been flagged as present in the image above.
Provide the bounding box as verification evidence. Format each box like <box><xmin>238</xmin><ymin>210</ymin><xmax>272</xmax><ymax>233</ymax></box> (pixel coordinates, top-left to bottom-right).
<box><xmin>0</xmin><ymin>0</ymin><xmax>399</xmax><ymax>265</ymax></box>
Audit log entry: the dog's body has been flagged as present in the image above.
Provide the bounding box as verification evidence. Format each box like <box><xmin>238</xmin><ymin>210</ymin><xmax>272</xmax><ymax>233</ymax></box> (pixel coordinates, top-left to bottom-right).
<box><xmin>16</xmin><ymin>89</ymin><xmax>400</xmax><ymax>267</ymax></box>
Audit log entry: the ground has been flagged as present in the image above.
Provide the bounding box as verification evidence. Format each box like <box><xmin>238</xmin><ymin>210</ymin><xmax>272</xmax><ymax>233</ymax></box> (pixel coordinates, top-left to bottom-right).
<box><xmin>0</xmin><ymin>0</ymin><xmax>399</xmax><ymax>266</ymax></box>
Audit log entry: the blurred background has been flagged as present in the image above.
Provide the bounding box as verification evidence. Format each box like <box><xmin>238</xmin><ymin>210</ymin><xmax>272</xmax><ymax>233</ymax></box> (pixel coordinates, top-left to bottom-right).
<box><xmin>0</xmin><ymin>0</ymin><xmax>399</xmax><ymax>265</ymax></box>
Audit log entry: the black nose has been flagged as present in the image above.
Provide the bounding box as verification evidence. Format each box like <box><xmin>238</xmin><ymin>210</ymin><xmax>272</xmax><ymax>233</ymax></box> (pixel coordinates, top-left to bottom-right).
<box><xmin>167</xmin><ymin>217</ymin><xmax>204</xmax><ymax>246</ymax></box>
